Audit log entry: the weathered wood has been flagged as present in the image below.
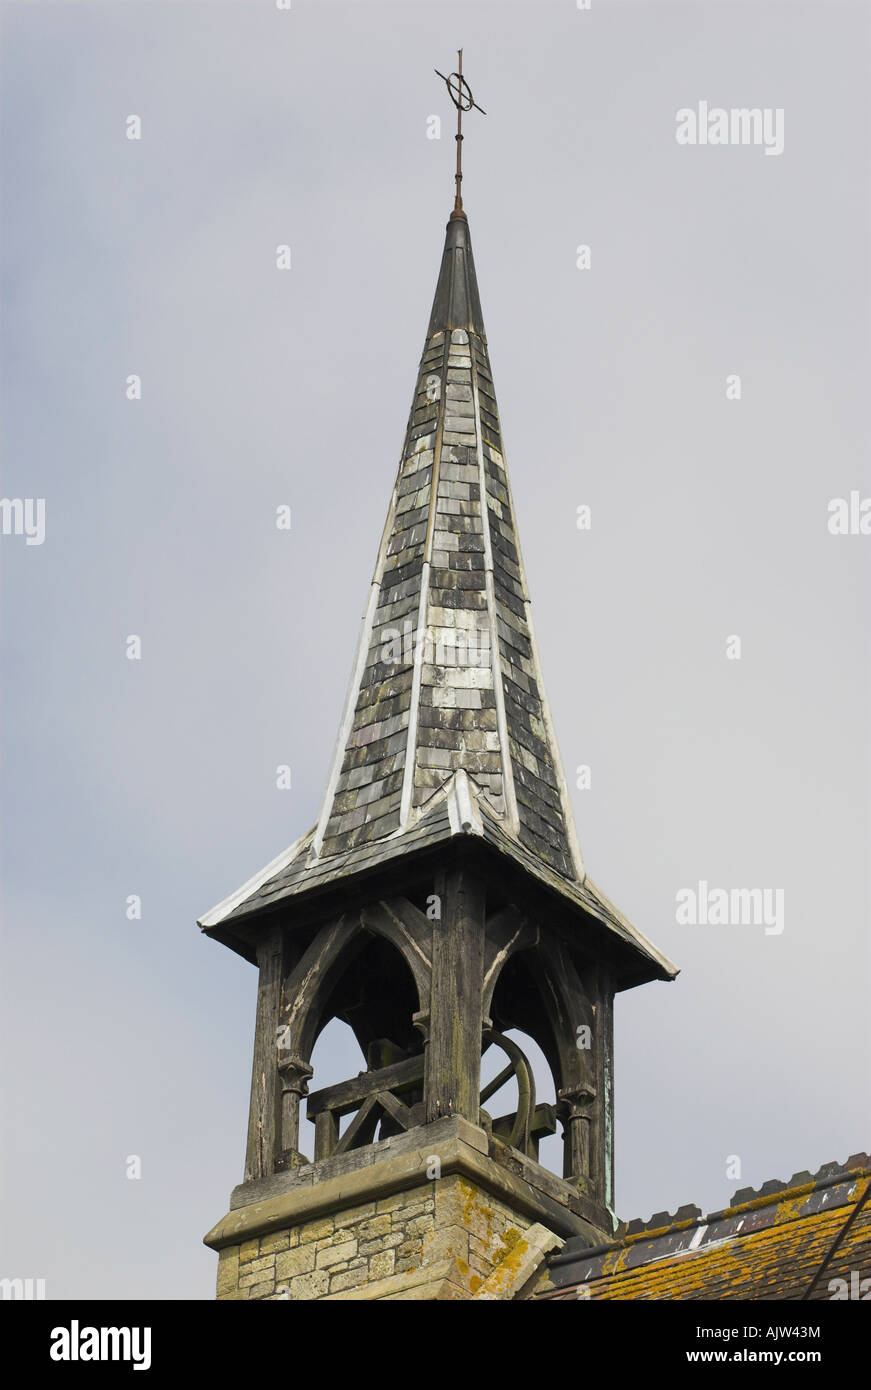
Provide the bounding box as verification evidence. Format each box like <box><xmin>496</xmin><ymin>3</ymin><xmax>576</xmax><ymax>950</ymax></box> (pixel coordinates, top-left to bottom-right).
<box><xmin>594</xmin><ymin>966</ymin><xmax>615</xmax><ymax>1208</ymax></box>
<box><xmin>375</xmin><ymin>1089</ymin><xmax>414</xmax><ymax>1131</ymax></box>
<box><xmin>481</xmin><ymin>904</ymin><xmax>534</xmax><ymax>1020</ymax></box>
<box><xmin>313</xmin><ymin>1109</ymin><xmax>339</xmax><ymax>1161</ymax></box>
<box><xmin>277</xmin><ymin>1054</ymin><xmax>312</xmax><ymax>1164</ymax></box>
<box><xmin>559</xmin><ymin>1092</ymin><xmax>592</xmax><ymax>1183</ymax></box>
<box><xmin>490</xmin><ymin>1102</ymin><xmax>558</xmax><ymax>1159</ymax></box>
<box><xmin>360</xmin><ymin>898</ymin><xmax>433</xmax><ymax>1002</ymax></box>
<box><xmin>334</xmin><ymin>1093</ymin><xmax>381</xmax><ymax>1154</ymax></box>
<box><xmin>405</xmin><ymin>1100</ymin><xmax>426</xmax><ymax>1129</ymax></box>
<box><xmin>306</xmin><ymin>1054</ymin><xmax>425</xmax><ymax>1117</ymax></box>
<box><xmin>425</xmin><ymin>858</ymin><xmax>485</xmax><ymax>1123</ymax></box>
<box><xmin>244</xmin><ymin>926</ymin><xmax>283</xmax><ymax>1182</ymax></box>
<box><xmin>312</xmin><ymin>1084</ymin><xmax>417</xmax><ymax>1160</ymax></box>
<box><xmin>277</xmin><ymin>913</ymin><xmax>359</xmax><ymax>1061</ymax></box>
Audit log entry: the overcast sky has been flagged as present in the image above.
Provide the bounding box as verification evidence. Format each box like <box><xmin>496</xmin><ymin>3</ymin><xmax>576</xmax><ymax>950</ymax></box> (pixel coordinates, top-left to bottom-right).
<box><xmin>1</xmin><ymin>0</ymin><xmax>868</xmax><ymax>1299</ymax></box>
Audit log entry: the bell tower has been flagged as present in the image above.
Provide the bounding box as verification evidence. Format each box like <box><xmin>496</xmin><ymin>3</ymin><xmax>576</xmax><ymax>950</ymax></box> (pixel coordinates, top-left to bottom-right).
<box><xmin>201</xmin><ymin>58</ymin><xmax>677</xmax><ymax>1302</ymax></box>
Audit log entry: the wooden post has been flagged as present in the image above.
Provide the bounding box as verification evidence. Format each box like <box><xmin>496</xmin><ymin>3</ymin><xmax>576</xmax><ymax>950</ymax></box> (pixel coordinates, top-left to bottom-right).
<box><xmin>313</xmin><ymin>1110</ymin><xmax>339</xmax><ymax>1161</ymax></box>
<box><xmin>244</xmin><ymin>927</ymin><xmax>284</xmax><ymax>1182</ymax></box>
<box><xmin>597</xmin><ymin>977</ymin><xmax>615</xmax><ymax>1210</ymax></box>
<box><xmin>276</xmin><ymin>1054</ymin><xmax>313</xmax><ymax>1168</ymax></box>
<box><xmin>558</xmin><ymin>1086</ymin><xmax>595</xmax><ymax>1187</ymax></box>
<box><xmin>425</xmin><ymin>857</ymin><xmax>485</xmax><ymax>1124</ymax></box>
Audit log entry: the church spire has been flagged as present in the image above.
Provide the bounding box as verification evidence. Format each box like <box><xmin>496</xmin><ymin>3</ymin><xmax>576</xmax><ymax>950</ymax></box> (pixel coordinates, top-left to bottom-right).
<box><xmin>201</xmin><ymin>81</ymin><xmax>679</xmax><ymax>1303</ymax></box>
<box><xmin>200</xmin><ymin>87</ymin><xmax>674</xmax><ymax>988</ymax></box>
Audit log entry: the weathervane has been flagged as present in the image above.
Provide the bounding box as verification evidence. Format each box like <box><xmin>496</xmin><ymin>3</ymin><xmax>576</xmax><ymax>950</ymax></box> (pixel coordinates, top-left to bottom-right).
<box><xmin>434</xmin><ymin>50</ymin><xmax>486</xmax><ymax>218</ymax></box>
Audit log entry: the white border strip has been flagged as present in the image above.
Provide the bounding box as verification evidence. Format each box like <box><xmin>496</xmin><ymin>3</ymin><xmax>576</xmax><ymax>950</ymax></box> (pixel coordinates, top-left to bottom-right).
<box><xmin>198</xmin><ymin>823</ymin><xmax>314</xmax><ymax>928</ymax></box>
<box><xmin>471</xmin><ymin>349</ymin><xmax>520</xmax><ymax>837</ymax></box>
<box><xmin>399</xmin><ymin>335</ymin><xmax>449</xmax><ymax>829</ymax></box>
<box><xmin>310</xmin><ymin>397</ymin><xmax>425</xmax><ymax>857</ymax></box>
<box><xmin>487</xmin><ymin>391</ymin><xmax>586</xmax><ymax>881</ymax></box>
<box><xmin>311</xmin><ymin>577</ymin><xmax>382</xmax><ymax>859</ymax></box>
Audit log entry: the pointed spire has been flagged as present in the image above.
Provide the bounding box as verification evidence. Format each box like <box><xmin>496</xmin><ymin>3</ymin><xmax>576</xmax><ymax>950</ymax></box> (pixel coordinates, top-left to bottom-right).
<box><xmin>427</xmin><ymin>214</ymin><xmax>485</xmax><ymax>337</ymax></box>
<box><xmin>298</xmin><ymin>205</ymin><xmax>583</xmax><ymax>885</ymax></box>
<box><xmin>199</xmin><ymin>152</ymin><xmax>677</xmax><ymax>986</ymax></box>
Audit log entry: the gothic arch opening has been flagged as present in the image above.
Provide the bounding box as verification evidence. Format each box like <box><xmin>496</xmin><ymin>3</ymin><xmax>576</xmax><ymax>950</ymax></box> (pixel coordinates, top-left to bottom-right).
<box><xmin>485</xmin><ymin>947</ymin><xmax>570</xmax><ymax>1174</ymax></box>
<box><xmin>317</xmin><ymin>932</ymin><xmax>422</xmax><ymax>1065</ymax></box>
<box><xmin>299</xmin><ymin>1018</ymin><xmax>366</xmax><ymax>1162</ymax></box>
<box><xmin>480</xmin><ymin>1027</ymin><xmax>562</xmax><ymax>1177</ymax></box>
<box><xmin>300</xmin><ymin>931</ymin><xmax>426</xmax><ymax>1160</ymax></box>
<box><xmin>488</xmin><ymin>948</ymin><xmax>561</xmax><ymax>1087</ymax></box>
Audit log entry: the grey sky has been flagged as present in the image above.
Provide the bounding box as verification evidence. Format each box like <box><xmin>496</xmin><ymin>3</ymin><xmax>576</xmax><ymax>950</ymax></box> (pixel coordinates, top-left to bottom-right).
<box><xmin>1</xmin><ymin>0</ymin><xmax>868</xmax><ymax>1299</ymax></box>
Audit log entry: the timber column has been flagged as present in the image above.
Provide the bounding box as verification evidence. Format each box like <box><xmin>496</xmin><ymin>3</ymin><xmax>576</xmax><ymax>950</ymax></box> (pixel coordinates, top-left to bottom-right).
<box><xmin>425</xmin><ymin>858</ymin><xmax>485</xmax><ymax>1124</ymax></box>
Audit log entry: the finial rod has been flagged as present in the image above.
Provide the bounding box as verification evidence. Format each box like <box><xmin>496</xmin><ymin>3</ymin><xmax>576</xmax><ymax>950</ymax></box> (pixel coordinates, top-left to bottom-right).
<box><xmin>434</xmin><ymin>50</ymin><xmax>486</xmax><ymax>218</ymax></box>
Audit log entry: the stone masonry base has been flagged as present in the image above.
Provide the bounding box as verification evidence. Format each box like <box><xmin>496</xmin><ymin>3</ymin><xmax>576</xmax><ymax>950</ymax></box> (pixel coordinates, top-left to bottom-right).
<box><xmin>204</xmin><ymin>1117</ymin><xmax>610</xmax><ymax>1300</ymax></box>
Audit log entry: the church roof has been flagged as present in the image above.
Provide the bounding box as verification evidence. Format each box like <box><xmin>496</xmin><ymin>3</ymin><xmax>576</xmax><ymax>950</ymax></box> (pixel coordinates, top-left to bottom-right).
<box><xmin>536</xmin><ymin>1153</ymin><xmax>871</xmax><ymax>1300</ymax></box>
<box><xmin>199</xmin><ymin>208</ymin><xmax>677</xmax><ymax>985</ymax></box>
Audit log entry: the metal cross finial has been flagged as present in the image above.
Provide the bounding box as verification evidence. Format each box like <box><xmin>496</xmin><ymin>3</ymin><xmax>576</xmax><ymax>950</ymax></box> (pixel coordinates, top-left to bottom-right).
<box><xmin>434</xmin><ymin>50</ymin><xmax>486</xmax><ymax>217</ymax></box>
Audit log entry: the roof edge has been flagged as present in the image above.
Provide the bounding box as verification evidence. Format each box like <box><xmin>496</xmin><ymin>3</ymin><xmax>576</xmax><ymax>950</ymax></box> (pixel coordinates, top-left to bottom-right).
<box><xmin>197</xmin><ymin>823</ymin><xmax>315</xmax><ymax>929</ymax></box>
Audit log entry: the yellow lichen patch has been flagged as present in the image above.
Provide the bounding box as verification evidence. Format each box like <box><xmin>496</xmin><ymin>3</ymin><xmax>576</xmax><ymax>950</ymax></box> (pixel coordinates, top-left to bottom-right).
<box><xmin>490</xmin><ymin>1226</ymin><xmax>524</xmax><ymax>1267</ymax></box>
<box><xmin>770</xmin><ymin>1191</ymin><xmax>815</xmax><ymax>1227</ymax></box>
<box><xmin>577</xmin><ymin>1202</ymin><xmax>868</xmax><ymax>1301</ymax></box>
<box><xmin>624</xmin><ymin>1215</ymin><xmax>698</xmax><ymax>1248</ymax></box>
<box><xmin>469</xmin><ymin>1274</ymin><xmax>483</xmax><ymax>1294</ymax></box>
<box><xmin>606</xmin><ymin>1245</ymin><xmax>634</xmax><ymax>1276</ymax></box>
<box><xmin>721</xmin><ymin>1179</ymin><xmax>817</xmax><ymax>1221</ymax></box>
<box><xmin>457</xmin><ymin>1177</ymin><xmax>497</xmax><ymax>1244</ymax></box>
<box><xmin>484</xmin><ymin>1236</ymin><xmax>531</xmax><ymax>1294</ymax></box>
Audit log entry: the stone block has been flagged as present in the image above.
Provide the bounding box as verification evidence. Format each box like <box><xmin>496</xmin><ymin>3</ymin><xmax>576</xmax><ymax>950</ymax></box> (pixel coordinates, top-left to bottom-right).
<box><xmin>275</xmin><ymin>1244</ymin><xmax>316</xmax><ymax>1281</ymax></box>
<box><xmin>469</xmin><ymin>1232</ymin><xmax>495</xmax><ymax>1263</ymax></box>
<box><xmin>436</xmin><ymin>1176</ymin><xmax>501</xmax><ymax>1244</ymax></box>
<box><xmin>216</xmin><ymin>1248</ymin><xmax>240</xmax><ymax>1298</ymax></box>
<box><xmin>468</xmin><ymin>1251</ymin><xmax>489</xmax><ymax>1279</ymax></box>
<box><xmin>395</xmin><ymin>1201</ymin><xmax>434</xmax><ymax>1223</ymax></box>
<box><xmin>289</xmin><ymin>1269</ymin><xmax>331</xmax><ymax>1300</ymax></box>
<box><xmin>406</xmin><ymin>1215</ymin><xmax>434</xmax><ymax>1237</ymax></box>
<box><xmin>357</xmin><ymin>1214</ymin><xmax>391</xmax><ymax>1241</ymax></box>
<box><xmin>299</xmin><ymin>1216</ymin><xmax>334</xmax><ymax>1244</ymax></box>
<box><xmin>359</xmin><ymin>1232</ymin><xmax>406</xmax><ymax>1256</ymax></box>
<box><xmin>239</xmin><ymin>1255</ymin><xmax>276</xmax><ymax>1286</ymax></box>
<box><xmin>330</xmin><ymin>1267</ymin><xmax>367</xmax><ymax>1294</ymax></box>
<box><xmin>473</xmin><ymin>1223</ymin><xmax>563</xmax><ymax>1301</ymax></box>
<box><xmin>396</xmin><ymin>1240</ymin><xmax>423</xmax><ymax>1261</ymax></box>
<box><xmin>424</xmin><ymin>1223</ymin><xmax>469</xmax><ymax>1267</ymax></box>
<box><xmin>315</xmin><ymin>1239</ymin><xmax>358</xmax><ymax>1270</ymax></box>
<box><xmin>369</xmin><ymin>1250</ymin><xmax>396</xmax><ymax>1281</ymax></box>
<box><xmin>377</xmin><ymin>1190</ymin><xmax>418</xmax><ymax>1214</ymax></box>
<box><xmin>259</xmin><ymin>1231</ymin><xmax>290</xmax><ymax>1256</ymax></box>
<box><xmin>239</xmin><ymin>1239</ymin><xmax>260</xmax><ymax>1264</ymax></box>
